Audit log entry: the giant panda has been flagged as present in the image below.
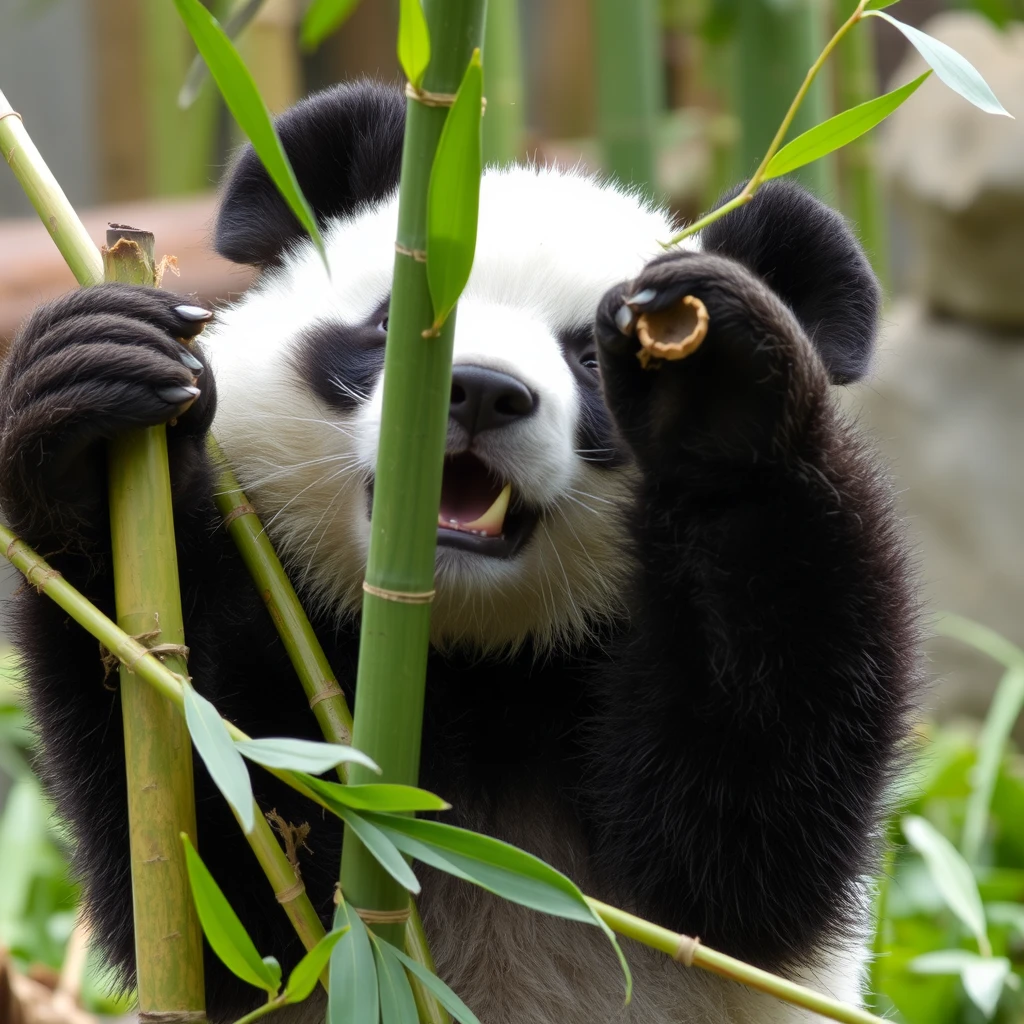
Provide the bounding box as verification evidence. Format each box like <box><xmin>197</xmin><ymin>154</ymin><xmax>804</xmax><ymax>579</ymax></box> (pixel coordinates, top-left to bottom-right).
<box><xmin>0</xmin><ymin>81</ymin><xmax>917</xmax><ymax>1024</ymax></box>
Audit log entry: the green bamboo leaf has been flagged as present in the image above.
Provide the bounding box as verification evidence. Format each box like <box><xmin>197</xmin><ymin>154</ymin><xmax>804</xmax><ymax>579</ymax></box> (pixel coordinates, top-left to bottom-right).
<box><xmin>764</xmin><ymin>72</ymin><xmax>930</xmax><ymax>180</ymax></box>
<box><xmin>383</xmin><ymin>942</ymin><xmax>481</xmax><ymax>1024</ymax></box>
<box><xmin>171</xmin><ymin>0</ymin><xmax>328</xmax><ymax>266</ymax></box>
<box><xmin>864</xmin><ymin>11</ymin><xmax>1012</xmax><ymax>117</ymax></box>
<box><xmin>283</xmin><ymin>926</ymin><xmax>350</xmax><ymax>1003</ymax></box>
<box><xmin>334</xmin><ymin>806</ymin><xmax>421</xmax><ymax>894</ymax></box>
<box><xmin>262</xmin><ymin>956</ymin><xmax>282</xmax><ymax>993</ymax></box>
<box><xmin>372</xmin><ymin>936</ymin><xmax>419</xmax><ymax>1024</ymax></box>
<box><xmin>864</xmin><ymin>0</ymin><xmax>901</xmax><ymax>9</ymax></box>
<box><xmin>912</xmin><ymin>952</ymin><xmax>1012</xmax><ymax>1019</ymax></box>
<box><xmin>903</xmin><ymin>815</ymin><xmax>991</xmax><ymax>955</ymax></box>
<box><xmin>301</xmin><ymin>0</ymin><xmax>362</xmax><ymax>52</ymax></box>
<box><xmin>0</xmin><ymin>777</ymin><xmax>47</xmax><ymax>941</ymax></box>
<box><xmin>398</xmin><ymin>0</ymin><xmax>431</xmax><ymax>88</ymax></box>
<box><xmin>937</xmin><ymin>613</ymin><xmax>1024</xmax><ymax>670</ymax></box>
<box><xmin>181</xmin><ymin>834</ymin><xmax>278</xmax><ymax>992</ymax></box>
<box><xmin>426</xmin><ymin>49</ymin><xmax>484</xmax><ymax>334</ymax></box>
<box><xmin>235</xmin><ymin>737</ymin><xmax>379</xmax><ymax>775</ymax></box>
<box><xmin>296</xmin><ymin>773</ymin><xmax>449</xmax><ymax>813</ymax></box>
<box><xmin>178</xmin><ymin>0</ymin><xmax>266</xmax><ymax>109</ymax></box>
<box><xmin>182</xmin><ymin>681</ymin><xmax>254</xmax><ymax>833</ymax></box>
<box><xmin>366</xmin><ymin>813</ymin><xmax>632</xmax><ymax>999</ymax></box>
<box><xmin>328</xmin><ymin>900</ymin><xmax>379</xmax><ymax>1024</ymax></box>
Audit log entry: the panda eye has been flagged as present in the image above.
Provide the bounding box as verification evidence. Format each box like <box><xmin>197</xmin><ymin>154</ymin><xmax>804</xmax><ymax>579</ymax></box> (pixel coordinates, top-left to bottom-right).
<box><xmin>580</xmin><ymin>351</ymin><xmax>599</xmax><ymax>371</ymax></box>
<box><xmin>378</xmin><ymin>317</ymin><xmax>389</xmax><ymax>334</ymax></box>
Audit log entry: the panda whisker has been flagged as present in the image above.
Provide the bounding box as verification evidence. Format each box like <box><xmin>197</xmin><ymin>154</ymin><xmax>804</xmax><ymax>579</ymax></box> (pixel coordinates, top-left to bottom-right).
<box><xmin>568</xmin><ymin>487</ymin><xmax>616</xmax><ymax>507</ymax></box>
<box><xmin>258</xmin><ymin>465</ymin><xmax>353</xmax><ymax>535</ymax></box>
<box><xmin>560</xmin><ymin>493</ymin><xmax>601</xmax><ymax>516</ymax></box>
<box><xmin>328</xmin><ymin>375</ymin><xmax>370</xmax><ymax>404</ymax></box>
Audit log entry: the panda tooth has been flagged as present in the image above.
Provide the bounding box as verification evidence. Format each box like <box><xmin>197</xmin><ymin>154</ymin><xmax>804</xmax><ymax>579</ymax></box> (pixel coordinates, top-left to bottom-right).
<box><xmin>462</xmin><ymin>482</ymin><xmax>512</xmax><ymax>536</ymax></box>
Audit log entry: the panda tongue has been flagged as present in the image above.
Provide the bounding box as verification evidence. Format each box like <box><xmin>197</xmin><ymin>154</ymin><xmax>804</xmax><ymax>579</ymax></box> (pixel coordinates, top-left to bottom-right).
<box><xmin>438</xmin><ymin>454</ymin><xmax>510</xmax><ymax>537</ymax></box>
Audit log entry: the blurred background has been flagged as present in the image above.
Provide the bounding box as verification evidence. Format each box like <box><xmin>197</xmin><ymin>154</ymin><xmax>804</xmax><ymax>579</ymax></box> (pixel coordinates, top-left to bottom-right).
<box><xmin>1</xmin><ymin>0</ymin><xmax>1024</xmax><ymax>1021</ymax></box>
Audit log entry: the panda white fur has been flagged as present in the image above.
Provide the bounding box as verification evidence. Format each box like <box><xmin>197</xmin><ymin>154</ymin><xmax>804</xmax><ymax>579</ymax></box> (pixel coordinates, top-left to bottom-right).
<box><xmin>0</xmin><ymin>82</ymin><xmax>917</xmax><ymax>1023</ymax></box>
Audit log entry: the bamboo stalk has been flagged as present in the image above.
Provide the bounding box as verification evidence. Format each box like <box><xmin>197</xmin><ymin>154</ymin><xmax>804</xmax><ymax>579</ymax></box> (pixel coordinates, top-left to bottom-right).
<box><xmin>834</xmin><ymin>0</ymin><xmax>889</xmax><ymax>290</ymax></box>
<box><xmin>736</xmin><ymin>0</ymin><xmax>834</xmax><ymax>197</ymax></box>
<box><xmin>591</xmin><ymin>0</ymin><xmax>663</xmax><ymax>197</ymax></box>
<box><xmin>0</xmin><ymin>88</ymin><xmax>103</xmax><ymax>287</ymax></box>
<box><xmin>103</xmin><ymin>226</ymin><xmax>206</xmax><ymax>1020</ymax></box>
<box><xmin>0</xmin><ymin>529</ymin><xmax>886</xmax><ymax>1023</ymax></box>
<box><xmin>337</xmin><ymin>0</ymin><xmax>488</xmax><ymax>949</ymax></box>
<box><xmin>482</xmin><ymin>0</ymin><xmax>525</xmax><ymax>166</ymax></box>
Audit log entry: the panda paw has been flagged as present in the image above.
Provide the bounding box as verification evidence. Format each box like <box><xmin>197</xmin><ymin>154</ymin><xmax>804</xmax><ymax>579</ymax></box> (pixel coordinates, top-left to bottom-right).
<box><xmin>0</xmin><ymin>284</ymin><xmax>217</xmax><ymax>540</ymax></box>
<box><xmin>594</xmin><ymin>250</ymin><xmax>826</xmax><ymax>472</ymax></box>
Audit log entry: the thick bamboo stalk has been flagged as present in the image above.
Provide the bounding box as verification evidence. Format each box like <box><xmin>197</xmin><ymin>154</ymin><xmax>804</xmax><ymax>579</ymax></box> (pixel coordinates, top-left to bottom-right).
<box><xmin>103</xmin><ymin>227</ymin><xmax>206</xmax><ymax>1019</ymax></box>
<box><xmin>338</xmin><ymin>0</ymin><xmax>488</xmax><ymax>949</ymax></box>
<box><xmin>591</xmin><ymin>0</ymin><xmax>663</xmax><ymax>197</ymax></box>
<box><xmin>736</xmin><ymin>0</ymin><xmax>834</xmax><ymax>197</ymax></box>
<box><xmin>0</xmin><ymin>88</ymin><xmax>103</xmax><ymax>287</ymax></box>
<box><xmin>482</xmin><ymin>0</ymin><xmax>524</xmax><ymax>166</ymax></box>
<box><xmin>834</xmin><ymin>1</ymin><xmax>888</xmax><ymax>289</ymax></box>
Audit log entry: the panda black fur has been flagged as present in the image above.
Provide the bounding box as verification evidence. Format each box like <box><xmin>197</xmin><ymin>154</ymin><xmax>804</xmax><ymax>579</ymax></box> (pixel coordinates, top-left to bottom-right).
<box><xmin>0</xmin><ymin>81</ymin><xmax>918</xmax><ymax>1024</ymax></box>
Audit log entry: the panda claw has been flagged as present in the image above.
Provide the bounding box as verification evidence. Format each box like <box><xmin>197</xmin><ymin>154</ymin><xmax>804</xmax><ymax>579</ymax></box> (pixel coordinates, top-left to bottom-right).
<box><xmin>157</xmin><ymin>385</ymin><xmax>201</xmax><ymax>406</ymax></box>
<box><xmin>614</xmin><ymin>304</ymin><xmax>635</xmax><ymax>335</ymax></box>
<box><xmin>624</xmin><ymin>288</ymin><xmax>657</xmax><ymax>307</ymax></box>
<box><xmin>178</xmin><ymin>349</ymin><xmax>204</xmax><ymax>374</ymax></box>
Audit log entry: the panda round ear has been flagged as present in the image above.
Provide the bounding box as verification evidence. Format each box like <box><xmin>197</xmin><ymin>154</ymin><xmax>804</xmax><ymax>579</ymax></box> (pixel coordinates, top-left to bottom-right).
<box><xmin>215</xmin><ymin>80</ymin><xmax>406</xmax><ymax>268</ymax></box>
<box><xmin>698</xmin><ymin>180</ymin><xmax>880</xmax><ymax>385</ymax></box>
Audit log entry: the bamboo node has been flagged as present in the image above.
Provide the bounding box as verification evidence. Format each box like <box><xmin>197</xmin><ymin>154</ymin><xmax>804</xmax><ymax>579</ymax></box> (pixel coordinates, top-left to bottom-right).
<box><xmin>394</xmin><ymin>241</ymin><xmax>427</xmax><ymax>263</ymax></box>
<box><xmin>636</xmin><ymin>295</ymin><xmax>709</xmax><ymax>371</ymax></box>
<box><xmin>309</xmin><ymin>682</ymin><xmax>345</xmax><ymax>709</ymax></box>
<box><xmin>139</xmin><ymin>1013</ymin><xmax>206</xmax><ymax>1024</ymax></box>
<box><xmin>362</xmin><ymin>580</ymin><xmax>435</xmax><ymax>605</ymax></box>
<box><xmin>673</xmin><ymin>934</ymin><xmax>701</xmax><ymax>967</ymax></box>
<box><xmin>355</xmin><ymin>906</ymin><xmax>412</xmax><ymax>925</ymax></box>
<box><xmin>222</xmin><ymin>503</ymin><xmax>258</xmax><ymax>528</ymax></box>
<box><xmin>0</xmin><ymin>110</ymin><xmax>23</xmax><ymax>124</ymax></box>
<box><xmin>274</xmin><ymin>880</ymin><xmax>306</xmax><ymax>905</ymax></box>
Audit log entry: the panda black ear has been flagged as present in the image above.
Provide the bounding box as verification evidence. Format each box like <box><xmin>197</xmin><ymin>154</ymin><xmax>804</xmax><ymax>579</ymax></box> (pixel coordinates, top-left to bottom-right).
<box><xmin>215</xmin><ymin>80</ymin><xmax>406</xmax><ymax>268</ymax></box>
<box><xmin>698</xmin><ymin>180</ymin><xmax>880</xmax><ymax>385</ymax></box>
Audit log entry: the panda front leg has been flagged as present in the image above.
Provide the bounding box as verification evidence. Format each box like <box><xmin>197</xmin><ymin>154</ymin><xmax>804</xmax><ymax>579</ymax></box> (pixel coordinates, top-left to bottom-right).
<box><xmin>584</xmin><ymin>250</ymin><xmax>917</xmax><ymax>977</ymax></box>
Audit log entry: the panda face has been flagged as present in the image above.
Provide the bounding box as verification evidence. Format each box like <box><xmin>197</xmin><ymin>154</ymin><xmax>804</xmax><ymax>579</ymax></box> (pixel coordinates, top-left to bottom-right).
<box><xmin>208</xmin><ymin>166</ymin><xmax>679</xmax><ymax>651</ymax></box>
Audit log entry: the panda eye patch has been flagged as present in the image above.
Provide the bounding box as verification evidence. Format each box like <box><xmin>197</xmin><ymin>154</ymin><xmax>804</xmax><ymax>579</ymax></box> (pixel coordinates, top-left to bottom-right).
<box><xmin>581</xmin><ymin>352</ymin><xmax>599</xmax><ymax>371</ymax></box>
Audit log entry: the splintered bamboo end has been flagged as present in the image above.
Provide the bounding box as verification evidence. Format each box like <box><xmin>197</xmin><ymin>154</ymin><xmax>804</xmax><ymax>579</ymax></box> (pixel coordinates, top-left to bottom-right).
<box><xmin>636</xmin><ymin>295</ymin><xmax>709</xmax><ymax>370</ymax></box>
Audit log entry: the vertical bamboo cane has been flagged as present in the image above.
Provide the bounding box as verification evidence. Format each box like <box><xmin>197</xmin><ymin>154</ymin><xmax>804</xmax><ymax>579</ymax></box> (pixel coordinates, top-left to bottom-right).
<box><xmin>104</xmin><ymin>227</ymin><xmax>205</xmax><ymax>1020</ymax></box>
<box><xmin>592</xmin><ymin>0</ymin><xmax>663</xmax><ymax>198</ymax></box>
<box><xmin>482</xmin><ymin>0</ymin><xmax>524</xmax><ymax>166</ymax></box>
<box><xmin>736</xmin><ymin>0</ymin><xmax>834</xmax><ymax>197</ymax></box>
<box><xmin>337</xmin><ymin>0</ymin><xmax>488</xmax><ymax>949</ymax></box>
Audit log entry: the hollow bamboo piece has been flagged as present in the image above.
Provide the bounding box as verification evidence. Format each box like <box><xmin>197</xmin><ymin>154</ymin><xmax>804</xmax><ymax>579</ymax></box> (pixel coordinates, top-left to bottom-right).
<box><xmin>103</xmin><ymin>227</ymin><xmax>206</xmax><ymax>1020</ymax></box>
<box><xmin>736</xmin><ymin>0</ymin><xmax>834</xmax><ymax>197</ymax></box>
<box><xmin>482</xmin><ymin>0</ymin><xmax>525</xmax><ymax>166</ymax></box>
<box><xmin>0</xmin><ymin>87</ymin><xmax>103</xmax><ymax>288</ymax></box>
<box><xmin>337</xmin><ymin>0</ymin><xmax>488</xmax><ymax>950</ymax></box>
<box><xmin>591</xmin><ymin>0</ymin><xmax>663</xmax><ymax>198</ymax></box>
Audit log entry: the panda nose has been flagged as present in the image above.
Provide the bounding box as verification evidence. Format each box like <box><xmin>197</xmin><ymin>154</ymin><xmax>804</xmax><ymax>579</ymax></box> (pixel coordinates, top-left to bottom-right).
<box><xmin>449</xmin><ymin>365</ymin><xmax>536</xmax><ymax>437</ymax></box>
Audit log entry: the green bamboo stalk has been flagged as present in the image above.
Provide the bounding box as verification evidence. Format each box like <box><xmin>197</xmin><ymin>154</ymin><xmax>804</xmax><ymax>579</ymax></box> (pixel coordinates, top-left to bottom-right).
<box><xmin>834</xmin><ymin>0</ymin><xmax>889</xmax><ymax>289</ymax></box>
<box><xmin>0</xmin><ymin>528</ymin><xmax>886</xmax><ymax>1023</ymax></box>
<box><xmin>591</xmin><ymin>0</ymin><xmax>663</xmax><ymax>198</ymax></box>
<box><xmin>338</xmin><ymin>0</ymin><xmax>488</xmax><ymax>949</ymax></box>
<box><xmin>482</xmin><ymin>0</ymin><xmax>524</xmax><ymax>166</ymax></box>
<box><xmin>103</xmin><ymin>226</ymin><xmax>206</xmax><ymax>1020</ymax></box>
<box><xmin>736</xmin><ymin>0</ymin><xmax>834</xmax><ymax>197</ymax></box>
<box><xmin>0</xmin><ymin>88</ymin><xmax>103</xmax><ymax>287</ymax></box>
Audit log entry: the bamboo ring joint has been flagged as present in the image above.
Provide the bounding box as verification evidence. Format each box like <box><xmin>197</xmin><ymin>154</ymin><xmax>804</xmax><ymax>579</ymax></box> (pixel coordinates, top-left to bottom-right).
<box><xmin>0</xmin><ymin>110</ymin><xmax>24</xmax><ymax>125</ymax></box>
<box><xmin>363</xmin><ymin>580</ymin><xmax>436</xmax><ymax>605</ymax></box>
<box><xmin>673</xmin><ymin>934</ymin><xmax>701</xmax><ymax>968</ymax></box>
<box><xmin>274</xmin><ymin>880</ymin><xmax>306</xmax><ymax>904</ymax></box>
<box><xmin>139</xmin><ymin>1013</ymin><xmax>206</xmax><ymax>1024</ymax></box>
<box><xmin>395</xmin><ymin>241</ymin><xmax>427</xmax><ymax>263</ymax></box>
<box><xmin>308</xmin><ymin>683</ymin><xmax>345</xmax><ymax>709</ymax></box>
<box><xmin>404</xmin><ymin>82</ymin><xmax>487</xmax><ymax>114</ymax></box>
<box><xmin>222</xmin><ymin>503</ymin><xmax>257</xmax><ymax>528</ymax></box>
<box><xmin>354</xmin><ymin>906</ymin><xmax>412</xmax><ymax>925</ymax></box>
<box><xmin>636</xmin><ymin>295</ymin><xmax>709</xmax><ymax>371</ymax></box>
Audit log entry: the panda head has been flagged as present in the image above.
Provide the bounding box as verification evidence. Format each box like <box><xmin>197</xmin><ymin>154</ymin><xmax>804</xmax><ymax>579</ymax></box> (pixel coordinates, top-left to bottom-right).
<box><xmin>206</xmin><ymin>81</ymin><xmax>879</xmax><ymax>654</ymax></box>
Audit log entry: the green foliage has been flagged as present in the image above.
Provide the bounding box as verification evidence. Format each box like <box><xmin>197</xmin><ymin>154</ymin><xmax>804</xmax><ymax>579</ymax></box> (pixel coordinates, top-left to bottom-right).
<box><xmin>171</xmin><ymin>0</ymin><xmax>328</xmax><ymax>267</ymax></box>
<box><xmin>372</xmin><ymin>935</ymin><xmax>420</xmax><ymax>1024</ymax></box>
<box><xmin>383</xmin><ymin>943</ymin><xmax>482</xmax><ymax>1024</ymax></box>
<box><xmin>764</xmin><ymin>72</ymin><xmax>930</xmax><ymax>180</ymax></box>
<box><xmin>329</xmin><ymin>900</ymin><xmax>379</xmax><ymax>1024</ymax></box>
<box><xmin>397</xmin><ymin>0</ymin><xmax>431</xmax><ymax>89</ymax></box>
<box><xmin>235</xmin><ymin>736</ymin><xmax>379</xmax><ymax>775</ymax></box>
<box><xmin>426</xmin><ymin>48</ymin><xmax>484</xmax><ymax>334</ymax></box>
<box><xmin>301</xmin><ymin>0</ymin><xmax>362</xmax><ymax>52</ymax></box>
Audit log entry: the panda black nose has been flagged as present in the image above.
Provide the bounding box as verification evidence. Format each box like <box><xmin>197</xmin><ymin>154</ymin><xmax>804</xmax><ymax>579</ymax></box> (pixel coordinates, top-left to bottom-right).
<box><xmin>449</xmin><ymin>365</ymin><xmax>536</xmax><ymax>437</ymax></box>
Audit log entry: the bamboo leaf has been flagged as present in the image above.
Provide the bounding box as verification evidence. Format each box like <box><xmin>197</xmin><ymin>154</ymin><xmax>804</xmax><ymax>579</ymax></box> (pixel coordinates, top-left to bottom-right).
<box><xmin>962</xmin><ymin>665</ymin><xmax>1024</xmax><ymax>863</ymax></box>
<box><xmin>864</xmin><ymin>0</ymin><xmax>901</xmax><ymax>9</ymax></box>
<box><xmin>764</xmin><ymin>72</ymin><xmax>930</xmax><ymax>180</ymax></box>
<box><xmin>328</xmin><ymin>900</ymin><xmax>379</xmax><ymax>1024</ymax></box>
<box><xmin>333</xmin><ymin>807</ymin><xmax>421</xmax><ymax>894</ymax></box>
<box><xmin>912</xmin><ymin>952</ymin><xmax>1011</xmax><ymax>1019</ymax></box>
<box><xmin>283</xmin><ymin>926</ymin><xmax>350</xmax><ymax>1003</ymax></box>
<box><xmin>297</xmin><ymin>773</ymin><xmax>449</xmax><ymax>812</ymax></box>
<box><xmin>181</xmin><ymin>834</ymin><xmax>278</xmax><ymax>992</ymax></box>
<box><xmin>903</xmin><ymin>815</ymin><xmax>990</xmax><ymax>954</ymax></box>
<box><xmin>366</xmin><ymin>812</ymin><xmax>632</xmax><ymax>999</ymax></box>
<box><xmin>182</xmin><ymin>681</ymin><xmax>255</xmax><ymax>833</ymax></box>
<box><xmin>372</xmin><ymin>936</ymin><xmax>420</xmax><ymax>1024</ymax></box>
<box><xmin>426</xmin><ymin>49</ymin><xmax>483</xmax><ymax>333</ymax></box>
<box><xmin>262</xmin><ymin>956</ymin><xmax>282</xmax><ymax>993</ymax></box>
<box><xmin>398</xmin><ymin>0</ymin><xmax>431</xmax><ymax>88</ymax></box>
<box><xmin>864</xmin><ymin>11</ymin><xmax>1012</xmax><ymax>117</ymax></box>
<box><xmin>178</xmin><ymin>0</ymin><xmax>266</xmax><ymax>109</ymax></box>
<box><xmin>383</xmin><ymin>943</ymin><xmax>481</xmax><ymax>1024</ymax></box>
<box><xmin>235</xmin><ymin>737</ymin><xmax>379</xmax><ymax>775</ymax></box>
<box><xmin>301</xmin><ymin>0</ymin><xmax>362</xmax><ymax>52</ymax></box>
<box><xmin>171</xmin><ymin>0</ymin><xmax>328</xmax><ymax>266</ymax></box>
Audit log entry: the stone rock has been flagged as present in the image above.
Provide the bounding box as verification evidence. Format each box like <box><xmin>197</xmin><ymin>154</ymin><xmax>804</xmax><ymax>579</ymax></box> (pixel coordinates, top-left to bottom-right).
<box><xmin>881</xmin><ymin>12</ymin><xmax>1024</xmax><ymax>328</ymax></box>
<box><xmin>841</xmin><ymin>299</ymin><xmax>1024</xmax><ymax>721</ymax></box>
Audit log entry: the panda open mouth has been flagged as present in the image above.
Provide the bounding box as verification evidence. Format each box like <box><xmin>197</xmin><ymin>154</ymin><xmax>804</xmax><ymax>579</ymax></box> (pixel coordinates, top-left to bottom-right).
<box><xmin>435</xmin><ymin>453</ymin><xmax>537</xmax><ymax>558</ymax></box>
